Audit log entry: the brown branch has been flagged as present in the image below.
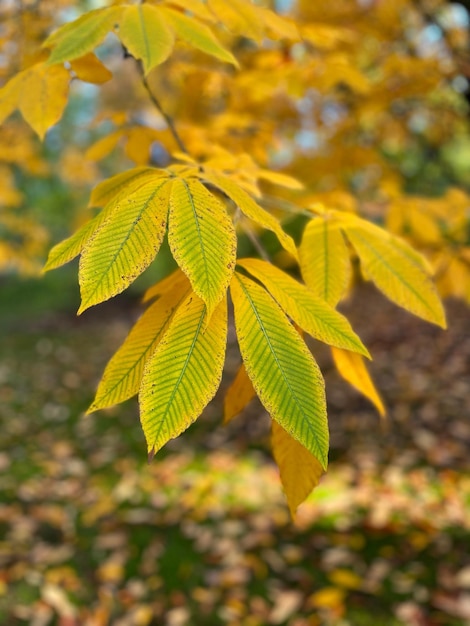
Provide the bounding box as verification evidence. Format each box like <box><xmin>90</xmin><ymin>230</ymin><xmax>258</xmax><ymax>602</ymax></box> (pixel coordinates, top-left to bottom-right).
<box><xmin>141</xmin><ymin>74</ymin><xmax>189</xmax><ymax>155</ymax></box>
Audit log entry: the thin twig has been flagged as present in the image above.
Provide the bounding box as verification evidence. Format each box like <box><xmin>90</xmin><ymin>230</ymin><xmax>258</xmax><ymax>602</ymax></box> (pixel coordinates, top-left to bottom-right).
<box><xmin>141</xmin><ymin>74</ymin><xmax>189</xmax><ymax>154</ymax></box>
<box><xmin>243</xmin><ymin>223</ymin><xmax>271</xmax><ymax>262</ymax></box>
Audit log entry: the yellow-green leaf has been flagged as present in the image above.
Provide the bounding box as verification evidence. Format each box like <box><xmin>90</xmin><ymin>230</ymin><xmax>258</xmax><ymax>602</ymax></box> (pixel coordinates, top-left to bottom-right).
<box><xmin>331</xmin><ymin>346</ymin><xmax>385</xmax><ymax>417</ymax></box>
<box><xmin>300</xmin><ymin>217</ymin><xmax>351</xmax><ymax>307</ymax></box>
<box><xmin>231</xmin><ymin>272</ymin><xmax>329</xmax><ymax>469</ymax></box>
<box><xmin>89</xmin><ymin>279</ymin><xmax>191</xmax><ymax>412</ymax></box>
<box><xmin>89</xmin><ymin>167</ymin><xmax>161</xmax><ymax>207</ymax></box>
<box><xmin>140</xmin><ymin>294</ymin><xmax>227</xmax><ymax>457</ymax></box>
<box><xmin>224</xmin><ymin>363</ymin><xmax>256</xmax><ymax>424</ymax></box>
<box><xmin>44</xmin><ymin>210</ymin><xmax>111</xmax><ymax>272</ymax></box>
<box><xmin>159</xmin><ymin>7</ymin><xmax>238</xmax><ymax>67</ymax></box>
<box><xmin>338</xmin><ymin>213</ymin><xmax>446</xmax><ymax>328</ymax></box>
<box><xmin>206</xmin><ymin>173</ymin><xmax>298</xmax><ymax>261</ymax></box>
<box><xmin>272</xmin><ymin>421</ymin><xmax>324</xmax><ymax>517</ymax></box>
<box><xmin>258</xmin><ymin>169</ymin><xmax>304</xmax><ymax>190</ymax></box>
<box><xmin>45</xmin><ymin>6</ymin><xmax>123</xmax><ymax>65</ymax></box>
<box><xmin>238</xmin><ymin>258</ymin><xmax>369</xmax><ymax>357</ymax></box>
<box><xmin>78</xmin><ymin>178</ymin><xmax>171</xmax><ymax>313</ymax></box>
<box><xmin>168</xmin><ymin>177</ymin><xmax>236</xmax><ymax>316</ymax></box>
<box><xmin>118</xmin><ymin>4</ymin><xmax>174</xmax><ymax>75</ymax></box>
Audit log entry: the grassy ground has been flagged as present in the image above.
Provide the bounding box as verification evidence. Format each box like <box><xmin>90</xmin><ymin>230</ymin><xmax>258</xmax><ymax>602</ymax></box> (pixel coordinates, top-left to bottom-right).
<box><xmin>1</xmin><ymin>275</ymin><xmax>469</xmax><ymax>625</ymax></box>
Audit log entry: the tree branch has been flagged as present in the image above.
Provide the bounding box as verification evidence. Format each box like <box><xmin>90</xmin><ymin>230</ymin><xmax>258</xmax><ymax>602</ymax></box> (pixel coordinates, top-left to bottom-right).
<box><xmin>141</xmin><ymin>74</ymin><xmax>189</xmax><ymax>155</ymax></box>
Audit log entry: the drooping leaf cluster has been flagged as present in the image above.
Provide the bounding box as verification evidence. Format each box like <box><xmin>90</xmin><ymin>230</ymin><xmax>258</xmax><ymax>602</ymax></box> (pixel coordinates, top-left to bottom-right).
<box><xmin>0</xmin><ymin>0</ymin><xmax>467</xmax><ymax>512</ymax></box>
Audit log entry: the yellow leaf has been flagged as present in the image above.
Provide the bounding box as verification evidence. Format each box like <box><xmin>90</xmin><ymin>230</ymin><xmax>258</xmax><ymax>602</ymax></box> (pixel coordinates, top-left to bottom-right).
<box><xmin>118</xmin><ymin>4</ymin><xmax>174</xmax><ymax>75</ymax></box>
<box><xmin>208</xmin><ymin>0</ymin><xmax>263</xmax><ymax>43</ymax></box>
<box><xmin>0</xmin><ymin>63</ymin><xmax>70</xmax><ymax>139</ymax></box>
<box><xmin>223</xmin><ymin>363</ymin><xmax>255</xmax><ymax>424</ymax></box>
<box><xmin>338</xmin><ymin>212</ymin><xmax>446</xmax><ymax>328</ymax></box>
<box><xmin>160</xmin><ymin>7</ymin><xmax>238</xmax><ymax>67</ymax></box>
<box><xmin>168</xmin><ymin>177</ymin><xmax>236</xmax><ymax>317</ymax></box>
<box><xmin>331</xmin><ymin>346</ymin><xmax>385</xmax><ymax>416</ymax></box>
<box><xmin>238</xmin><ymin>258</ymin><xmax>369</xmax><ymax>357</ymax></box>
<box><xmin>0</xmin><ymin>73</ymin><xmax>22</xmax><ymax>126</ymax></box>
<box><xmin>258</xmin><ymin>169</ymin><xmax>304</xmax><ymax>190</ymax></box>
<box><xmin>140</xmin><ymin>294</ymin><xmax>227</xmax><ymax>457</ymax></box>
<box><xmin>309</xmin><ymin>587</ymin><xmax>346</xmax><ymax>610</ymax></box>
<box><xmin>78</xmin><ymin>178</ymin><xmax>171</xmax><ymax>313</ymax></box>
<box><xmin>163</xmin><ymin>0</ymin><xmax>216</xmax><ymax>22</ymax></box>
<box><xmin>85</xmin><ymin>130</ymin><xmax>123</xmax><ymax>162</ymax></box>
<box><xmin>143</xmin><ymin>268</ymin><xmax>189</xmax><ymax>303</ymax></box>
<box><xmin>257</xmin><ymin>7</ymin><xmax>299</xmax><ymax>41</ymax></box>
<box><xmin>89</xmin><ymin>278</ymin><xmax>191</xmax><ymax>412</ymax></box>
<box><xmin>272</xmin><ymin>421</ymin><xmax>324</xmax><ymax>517</ymax></box>
<box><xmin>300</xmin><ymin>217</ymin><xmax>351</xmax><ymax>307</ymax></box>
<box><xmin>206</xmin><ymin>172</ymin><xmax>299</xmax><ymax>261</ymax></box>
<box><xmin>328</xmin><ymin>569</ymin><xmax>362</xmax><ymax>590</ymax></box>
<box><xmin>70</xmin><ymin>52</ymin><xmax>112</xmax><ymax>84</ymax></box>
<box><xmin>89</xmin><ymin>167</ymin><xmax>161</xmax><ymax>207</ymax></box>
<box><xmin>45</xmin><ymin>6</ymin><xmax>124</xmax><ymax>65</ymax></box>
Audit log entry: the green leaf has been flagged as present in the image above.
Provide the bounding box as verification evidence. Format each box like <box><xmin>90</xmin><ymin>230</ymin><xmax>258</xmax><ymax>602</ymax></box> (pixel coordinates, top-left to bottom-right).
<box><xmin>231</xmin><ymin>272</ymin><xmax>329</xmax><ymax>469</ymax></box>
<box><xmin>299</xmin><ymin>217</ymin><xmax>350</xmax><ymax>307</ymax></box>
<box><xmin>78</xmin><ymin>178</ymin><xmax>171</xmax><ymax>313</ymax></box>
<box><xmin>45</xmin><ymin>6</ymin><xmax>124</xmax><ymax>65</ymax></box>
<box><xmin>88</xmin><ymin>278</ymin><xmax>191</xmax><ymax>412</ymax></box>
<box><xmin>140</xmin><ymin>294</ymin><xmax>227</xmax><ymax>458</ymax></box>
<box><xmin>118</xmin><ymin>4</ymin><xmax>174</xmax><ymax>75</ymax></box>
<box><xmin>206</xmin><ymin>172</ymin><xmax>299</xmax><ymax>260</ymax></box>
<box><xmin>159</xmin><ymin>7</ymin><xmax>239</xmax><ymax>67</ymax></box>
<box><xmin>168</xmin><ymin>177</ymin><xmax>236</xmax><ymax>317</ymax></box>
<box><xmin>238</xmin><ymin>258</ymin><xmax>369</xmax><ymax>357</ymax></box>
<box><xmin>338</xmin><ymin>213</ymin><xmax>446</xmax><ymax>328</ymax></box>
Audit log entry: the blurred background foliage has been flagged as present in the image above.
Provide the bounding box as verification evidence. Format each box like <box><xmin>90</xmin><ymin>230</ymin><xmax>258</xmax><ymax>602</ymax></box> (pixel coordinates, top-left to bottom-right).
<box><xmin>1</xmin><ymin>1</ymin><xmax>470</xmax><ymax>624</ymax></box>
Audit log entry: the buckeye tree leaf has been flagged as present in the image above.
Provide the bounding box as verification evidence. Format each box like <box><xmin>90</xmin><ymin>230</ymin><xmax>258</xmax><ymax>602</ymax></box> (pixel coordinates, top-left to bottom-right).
<box><xmin>140</xmin><ymin>294</ymin><xmax>227</xmax><ymax>458</ymax></box>
<box><xmin>168</xmin><ymin>177</ymin><xmax>236</xmax><ymax>317</ymax></box>
<box><xmin>238</xmin><ymin>258</ymin><xmax>369</xmax><ymax>357</ymax></box>
<box><xmin>338</xmin><ymin>213</ymin><xmax>446</xmax><ymax>328</ymax></box>
<box><xmin>118</xmin><ymin>4</ymin><xmax>174</xmax><ymax>75</ymax></box>
<box><xmin>206</xmin><ymin>172</ymin><xmax>298</xmax><ymax>260</ymax></box>
<box><xmin>299</xmin><ymin>217</ymin><xmax>351</xmax><ymax>307</ymax></box>
<box><xmin>89</xmin><ymin>277</ymin><xmax>191</xmax><ymax>412</ymax></box>
<box><xmin>231</xmin><ymin>272</ymin><xmax>329</xmax><ymax>469</ymax></box>
<box><xmin>78</xmin><ymin>177</ymin><xmax>171</xmax><ymax>313</ymax></box>
<box><xmin>159</xmin><ymin>7</ymin><xmax>238</xmax><ymax>67</ymax></box>
<box><xmin>224</xmin><ymin>363</ymin><xmax>256</xmax><ymax>424</ymax></box>
<box><xmin>331</xmin><ymin>347</ymin><xmax>385</xmax><ymax>417</ymax></box>
<box><xmin>45</xmin><ymin>6</ymin><xmax>124</xmax><ymax>65</ymax></box>
<box><xmin>272</xmin><ymin>421</ymin><xmax>324</xmax><ymax>517</ymax></box>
